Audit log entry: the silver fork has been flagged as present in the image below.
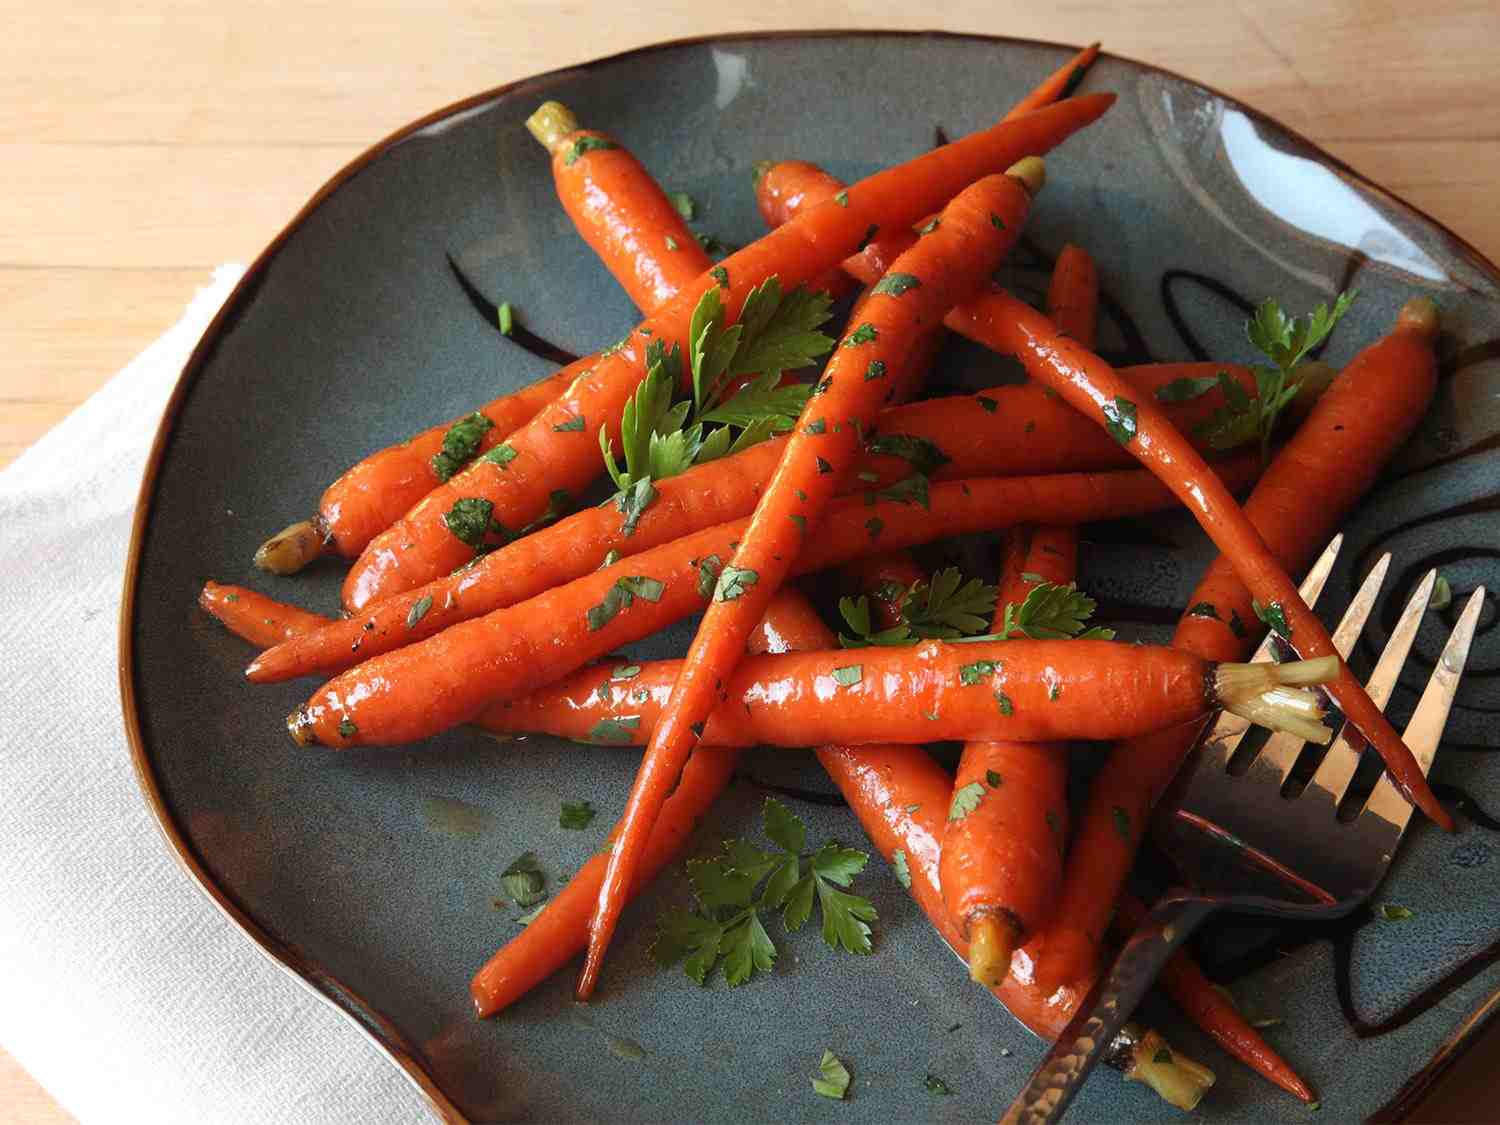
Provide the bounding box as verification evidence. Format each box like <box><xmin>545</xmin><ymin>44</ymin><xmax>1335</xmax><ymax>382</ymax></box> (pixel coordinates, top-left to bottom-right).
<box><xmin>1002</xmin><ymin>536</ymin><xmax>1486</xmax><ymax>1123</ymax></box>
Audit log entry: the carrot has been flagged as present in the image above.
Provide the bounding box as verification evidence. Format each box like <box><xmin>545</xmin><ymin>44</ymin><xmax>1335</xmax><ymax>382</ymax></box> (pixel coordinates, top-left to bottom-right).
<box><xmin>755</xmin><ymin>42</ymin><xmax>1101</xmax><ymax>288</ymax></box>
<box><xmin>469</xmin><ymin>587</ymin><xmax>825</xmax><ymax>1019</ymax></box>
<box><xmin>478</xmin><ymin>638</ymin><xmax>1338</xmax><ymax>749</ymax></box>
<box><xmin>471</xmin><ymin>588</ymin><xmax>1219</xmax><ymax>1111</ymax></box>
<box><xmin>339</xmin><ymin>94</ymin><xmax>1115</xmax><ymax>610</ymax></box>
<box><xmin>813</xmin><ymin>747</ymin><xmax>1213</xmax><ymax>1109</ymax></box>
<box><xmin>579</xmin><ymin>162</ymin><xmax>1060</xmax><ymax>996</ymax></box>
<box><xmin>198</xmin><ymin>582</ymin><xmax>331</xmax><ymax>648</ymax></box>
<box><xmin>526</xmin><ymin>101</ymin><xmax>713</xmax><ymax>312</ymax></box>
<box><xmin>1038</xmin><ymin>297</ymin><xmax>1446</xmax><ymax>989</ymax></box>
<box><xmin>941</xmin><ymin>246</ymin><xmax>1098</xmax><ymax>986</ymax></box>
<box><xmin>1113</xmin><ymin>895</ymin><xmax>1315</xmax><ymax>1103</ymax></box>
<box><xmin>840</xmin><ymin>552</ymin><xmax>929</xmax><ymax>630</ymax></box>
<box><xmin>289</xmin><ymin>461</ymin><xmax>1255</xmax><ymax>746</ymax></box>
<box><xmin>941</xmin><ymin>529</ymin><xmax>1076</xmax><ymax>989</ymax></box>
<box><xmin>951</xmin><ymin>291</ymin><xmax>1449</xmax><ymax>828</ymax></box>
<box><xmin>250</xmin><ymin>365</ymin><xmax>1254</xmax><ymax>684</ymax></box>
<box><xmin>1046</xmin><ymin>243</ymin><xmax>1099</xmax><ymax>348</ymax></box>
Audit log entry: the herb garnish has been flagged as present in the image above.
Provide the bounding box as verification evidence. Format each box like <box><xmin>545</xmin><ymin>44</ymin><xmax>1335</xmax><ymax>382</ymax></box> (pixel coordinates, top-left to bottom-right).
<box><xmin>1199</xmin><ymin>291</ymin><xmax>1356</xmax><ymax>459</ymax></box>
<box><xmin>500</xmin><ymin>852</ymin><xmax>546</xmax><ymax>907</ymax></box>
<box><xmin>586</xmin><ymin>574</ymin><xmax>666</xmax><ymax>631</ymax></box>
<box><xmin>651</xmin><ymin>799</ymin><xmax>876</xmax><ymax>987</ymax></box>
<box><xmin>431</xmin><ymin>412</ymin><xmax>495</xmax><ymax>482</ymax></box>
<box><xmin>560</xmin><ymin>800</ymin><xmax>597</xmax><ymax>830</ymax></box>
<box><xmin>813</xmin><ymin>1051</ymin><xmax>851</xmax><ymax>1100</ymax></box>
<box><xmin>839</xmin><ymin>567</ymin><xmax>996</xmax><ymax>647</ymax></box>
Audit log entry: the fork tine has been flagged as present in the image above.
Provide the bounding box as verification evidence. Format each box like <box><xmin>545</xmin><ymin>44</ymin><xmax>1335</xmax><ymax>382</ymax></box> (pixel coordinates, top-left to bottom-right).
<box><xmin>1362</xmin><ymin>586</ymin><xmax>1487</xmax><ymax>828</ymax></box>
<box><xmin>1249</xmin><ymin>554</ymin><xmax>1391</xmax><ymax>786</ymax></box>
<box><xmin>1199</xmin><ymin>535</ymin><xmax>1343</xmax><ymax>769</ymax></box>
<box><xmin>1306</xmin><ymin>569</ymin><xmax>1436</xmax><ymax>805</ymax></box>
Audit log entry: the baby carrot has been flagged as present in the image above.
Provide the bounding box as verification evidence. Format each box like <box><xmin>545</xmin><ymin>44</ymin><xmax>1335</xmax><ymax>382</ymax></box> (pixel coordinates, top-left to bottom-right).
<box><xmin>941</xmin><ymin>530</ymin><xmax>1077</xmax><ymax>989</ymax></box>
<box><xmin>1038</xmin><ymin>297</ymin><xmax>1445</xmax><ymax>989</ymax></box>
<box><xmin>1113</xmin><ymin>895</ymin><xmax>1315</xmax><ymax>1103</ymax></box>
<box><xmin>248</xmin><ymin>369</ymin><xmax>1260</xmax><ymax>684</ymax></box>
<box><xmin>340</xmin><ymin>94</ymin><xmax>1115</xmax><ymax>610</ymax></box>
<box><xmin>580</xmin><ymin>162</ymin><xmax>1052</xmax><ymax>996</ymax></box>
<box><xmin>291</xmin><ymin>463</ymin><xmax>1251</xmax><ymax>747</ymax></box>
<box><xmin>955</xmin><ymin>291</ymin><xmax>1450</xmax><ymax>830</ymax></box>
<box><xmin>526</xmin><ymin>101</ymin><xmax>712</xmax><ymax>312</ymax></box>
<box><xmin>942</xmin><ymin>246</ymin><xmax>1098</xmax><ymax>985</ymax></box>
<box><xmin>469</xmin><ymin>587</ymin><xmax>825</xmax><ymax>1018</ymax></box>
<box><xmin>197</xmin><ymin>582</ymin><xmax>330</xmax><ymax>648</ymax></box>
<box><xmin>478</xmin><ymin>638</ymin><xmax>1338</xmax><ymax>748</ymax></box>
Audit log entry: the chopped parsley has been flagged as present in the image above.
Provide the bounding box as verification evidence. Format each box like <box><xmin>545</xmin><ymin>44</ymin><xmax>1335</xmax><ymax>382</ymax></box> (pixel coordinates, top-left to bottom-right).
<box><xmin>813</xmin><ymin>1051</ymin><xmax>851</xmax><ymax>1100</ymax></box>
<box><xmin>500</xmin><ymin>852</ymin><xmax>545</xmax><ymax>907</ymax></box>
<box><xmin>1103</xmin><ymin>396</ymin><xmax>1138</xmax><ymax>446</ymax></box>
<box><xmin>588</xmin><ymin>716</ymin><xmax>642</xmax><ymax>744</ymax></box>
<box><xmin>431</xmin><ymin>411</ymin><xmax>495</xmax><ymax>482</ymax></box>
<box><xmin>843</xmin><ymin>322</ymin><xmax>878</xmax><ymax>347</ymax></box>
<box><xmin>586</xmin><ymin>575</ymin><xmax>665</xmax><ymax>631</ymax></box>
<box><xmin>872</xmin><ymin>272</ymin><xmax>921</xmax><ymax>297</ymax></box>
<box><xmin>560</xmin><ymin>800</ymin><xmax>597</xmax><ymax>830</ymax></box>
<box><xmin>1253</xmin><ymin>599</ymin><xmax>1292</xmax><ymax>640</ymax></box>
<box><xmin>406</xmin><ymin>594</ymin><xmax>433</xmax><ymax>629</ymax></box>
<box><xmin>830</xmin><ymin>664</ymin><xmax>863</xmax><ymax>687</ymax></box>
<box><xmin>949</xmin><ymin>782</ymin><xmax>986</xmax><ymax>821</ymax></box>
<box><xmin>714</xmin><ymin>564</ymin><xmax>758</xmax><ymax>602</ymax></box>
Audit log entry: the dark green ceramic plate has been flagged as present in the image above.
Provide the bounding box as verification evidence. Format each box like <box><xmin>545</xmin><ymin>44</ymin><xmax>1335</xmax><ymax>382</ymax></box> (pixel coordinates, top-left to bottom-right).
<box><xmin>123</xmin><ymin>31</ymin><xmax>1500</xmax><ymax>1123</ymax></box>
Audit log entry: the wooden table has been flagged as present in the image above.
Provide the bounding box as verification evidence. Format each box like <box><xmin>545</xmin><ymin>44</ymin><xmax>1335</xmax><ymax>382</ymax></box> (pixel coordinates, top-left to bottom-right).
<box><xmin>3</xmin><ymin>2</ymin><xmax>1497</xmax><ymax>1119</ymax></box>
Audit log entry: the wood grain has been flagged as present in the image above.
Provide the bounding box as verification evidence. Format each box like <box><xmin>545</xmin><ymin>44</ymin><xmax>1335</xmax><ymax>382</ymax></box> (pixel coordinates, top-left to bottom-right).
<box><xmin>2</xmin><ymin>1</ymin><xmax>1497</xmax><ymax>1118</ymax></box>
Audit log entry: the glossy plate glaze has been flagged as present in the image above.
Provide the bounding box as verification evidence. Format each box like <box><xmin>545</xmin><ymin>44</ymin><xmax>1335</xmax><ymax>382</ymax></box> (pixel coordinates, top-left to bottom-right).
<box><xmin>122</xmin><ymin>31</ymin><xmax>1500</xmax><ymax>1123</ymax></box>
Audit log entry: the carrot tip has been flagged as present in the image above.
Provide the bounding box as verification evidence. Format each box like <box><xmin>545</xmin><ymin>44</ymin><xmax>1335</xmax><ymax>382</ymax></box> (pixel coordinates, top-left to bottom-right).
<box><xmin>254</xmin><ymin>518</ymin><xmax>326</xmax><ymax>575</ymax></box>
<box><xmin>967</xmin><ymin>913</ymin><xmax>1020</xmax><ymax>988</ymax></box>
<box><xmin>1005</xmin><ymin>155</ymin><xmax>1047</xmax><ymax>197</ymax></box>
<box><xmin>286</xmin><ymin>708</ymin><xmax>317</xmax><ymax>747</ymax></box>
<box><xmin>525</xmin><ymin>100</ymin><xmax>579</xmax><ymax>154</ymax></box>
<box><xmin>1397</xmin><ymin>296</ymin><xmax>1440</xmax><ymax>339</ymax></box>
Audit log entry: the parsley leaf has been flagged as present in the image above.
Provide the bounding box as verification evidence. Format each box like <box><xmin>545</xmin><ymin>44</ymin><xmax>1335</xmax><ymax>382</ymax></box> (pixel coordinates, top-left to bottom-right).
<box><xmin>1153</xmin><ymin>375</ymin><xmax>1219</xmax><ymax>404</ymax></box>
<box><xmin>864</xmin><ymin>432</ymin><xmax>950</xmax><ymax>475</ymax></box>
<box><xmin>1253</xmin><ymin>599</ymin><xmax>1292</xmax><ymax>640</ymax></box>
<box><xmin>838</xmin><ymin>567</ymin><xmax>996</xmax><ymax>647</ymax></box>
<box><xmin>1200</xmin><ymin>291</ymin><xmax>1357</xmax><ymax>459</ymax></box>
<box><xmin>1379</xmin><ymin>903</ymin><xmax>1415</xmax><ymax>921</ymax></box>
<box><xmin>500</xmin><ymin>852</ymin><xmax>546</xmax><ymax>907</ymax></box>
<box><xmin>925</xmin><ymin>1074</ymin><xmax>952</xmax><ymax>1096</ymax></box>
<box><xmin>714</xmin><ymin>564</ymin><xmax>758</xmax><ymax>601</ymax></box>
<box><xmin>666</xmin><ymin>190</ymin><xmax>695</xmax><ymax>220</ymax></box>
<box><xmin>1103</xmin><ymin>396</ymin><xmax>1138</xmax><ymax>445</ymax></box>
<box><xmin>997</xmin><ymin>581</ymin><xmax>1114</xmax><ymax>641</ymax></box>
<box><xmin>442</xmin><ymin>497</ymin><xmax>497</xmax><ymax>548</ymax></box>
<box><xmin>949</xmin><ymin>782</ymin><xmax>986</xmax><ymax>821</ymax></box>
<box><xmin>813</xmin><ymin>1050</ymin><xmax>851</xmax><ymax>1100</ymax></box>
<box><xmin>431</xmin><ymin>411</ymin><xmax>495</xmax><ymax>481</ymax></box>
<box><xmin>600</xmin><ymin>280</ymin><xmax>834</xmax><ymax>526</ymax></box>
<box><xmin>871</xmin><ymin>272</ymin><xmax>921</xmax><ymax>297</ymax></box>
<box><xmin>891</xmin><ymin>848</ymin><xmax>912</xmax><ymax>889</ymax></box>
<box><xmin>586</xmin><ymin>575</ymin><xmax>665</xmax><ymax>631</ymax></box>
<box><xmin>651</xmin><ymin>799</ymin><xmax>875</xmax><ymax>987</ymax></box>
<box><xmin>560</xmin><ymin>800</ymin><xmax>597</xmax><ymax>830</ymax></box>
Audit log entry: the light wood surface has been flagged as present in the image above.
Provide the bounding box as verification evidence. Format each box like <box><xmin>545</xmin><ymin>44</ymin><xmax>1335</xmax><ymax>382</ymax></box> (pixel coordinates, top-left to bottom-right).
<box><xmin>2</xmin><ymin>1</ymin><xmax>1497</xmax><ymax>1119</ymax></box>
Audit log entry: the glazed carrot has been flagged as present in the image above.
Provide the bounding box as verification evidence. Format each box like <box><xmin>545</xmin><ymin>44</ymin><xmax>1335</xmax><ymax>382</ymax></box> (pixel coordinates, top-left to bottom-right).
<box><xmin>257</xmin><ymin>351</ymin><xmax>587</xmax><ymax>575</ymax></box>
<box><xmin>756</xmin><ymin>42</ymin><xmax>1101</xmax><ymax>288</ymax></box>
<box><xmin>248</xmin><ymin>373</ymin><xmax>1256</xmax><ymax>683</ymax></box>
<box><xmin>941</xmin><ymin>247</ymin><xmax>1098</xmax><ymax>985</ymax></box>
<box><xmin>471</xmin><ymin>588</ymin><xmax>1218</xmax><ymax>1110</ymax></box>
<box><xmin>941</xmin><ymin>527</ymin><xmax>1077</xmax><ymax>989</ymax></box>
<box><xmin>198</xmin><ymin>582</ymin><xmax>330</xmax><ymax>648</ymax></box>
<box><xmin>949</xmin><ymin>291</ymin><xmax>1451</xmax><ymax>827</ymax></box>
<box><xmin>1113</xmin><ymin>895</ymin><xmax>1315</xmax><ymax>1102</ymax></box>
<box><xmin>527</xmin><ymin>101</ymin><xmax>713</xmax><ymax>312</ymax></box>
<box><xmin>478</xmin><ymin>636</ymin><xmax>1339</xmax><ymax>747</ymax></box>
<box><xmin>817</xmin><ymin>745</ymin><xmax>1214</xmax><ymax>1109</ymax></box>
<box><xmin>288</xmin><ymin>461</ymin><xmax>1259</xmax><ymax>747</ymax></box>
<box><xmin>470</xmin><ymin>587</ymin><xmax>824</xmax><ymax>1018</ymax></box>
<box><xmin>258</xmin><ymin>104</ymin><xmax>711</xmax><ymax>575</ymax></box>
<box><xmin>1046</xmin><ymin>243</ymin><xmax>1099</xmax><ymax>348</ymax></box>
<box><xmin>340</xmin><ymin>94</ymin><xmax>1115</xmax><ymax>611</ymax></box>
<box><xmin>581</xmin><ymin>163</ymin><xmax>1054</xmax><ymax>995</ymax></box>
<box><xmin>1039</xmin><ymin>297</ymin><xmax>1445</xmax><ymax>988</ymax></box>
<box><xmin>1010</xmin><ymin>42</ymin><xmax>1103</xmax><ymax>116</ymax></box>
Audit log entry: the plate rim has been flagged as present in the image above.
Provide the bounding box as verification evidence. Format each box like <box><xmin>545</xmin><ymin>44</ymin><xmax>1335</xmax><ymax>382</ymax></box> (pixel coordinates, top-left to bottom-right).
<box><xmin>116</xmin><ymin>27</ymin><xmax>1500</xmax><ymax>1124</ymax></box>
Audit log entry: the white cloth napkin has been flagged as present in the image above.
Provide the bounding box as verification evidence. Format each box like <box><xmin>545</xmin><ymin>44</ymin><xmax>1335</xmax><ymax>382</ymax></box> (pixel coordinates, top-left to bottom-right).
<box><xmin>0</xmin><ymin>267</ymin><xmax>438</xmax><ymax>1125</ymax></box>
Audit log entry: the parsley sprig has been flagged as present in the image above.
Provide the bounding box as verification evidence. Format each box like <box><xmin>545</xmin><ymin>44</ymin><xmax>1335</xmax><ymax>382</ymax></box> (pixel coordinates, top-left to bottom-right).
<box><xmin>651</xmin><ymin>798</ymin><xmax>875</xmax><ymax>987</ymax></box>
<box><xmin>601</xmin><ymin>279</ymin><xmax>835</xmax><ymax>532</ymax></box>
<box><xmin>839</xmin><ymin>567</ymin><xmax>997</xmax><ymax>647</ymax></box>
<box><xmin>1183</xmin><ymin>292</ymin><xmax>1356</xmax><ymax>459</ymax></box>
<box><xmin>994</xmin><ymin>581</ymin><xmax>1115</xmax><ymax>641</ymax></box>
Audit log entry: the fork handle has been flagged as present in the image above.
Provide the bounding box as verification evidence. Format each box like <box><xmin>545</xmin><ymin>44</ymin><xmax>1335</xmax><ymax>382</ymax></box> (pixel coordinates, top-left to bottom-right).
<box><xmin>1000</xmin><ymin>896</ymin><xmax>1217</xmax><ymax>1124</ymax></box>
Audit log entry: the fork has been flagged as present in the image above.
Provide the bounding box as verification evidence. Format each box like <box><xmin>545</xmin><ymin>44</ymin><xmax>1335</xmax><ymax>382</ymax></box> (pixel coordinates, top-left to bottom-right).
<box><xmin>1002</xmin><ymin>536</ymin><xmax>1487</xmax><ymax>1123</ymax></box>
